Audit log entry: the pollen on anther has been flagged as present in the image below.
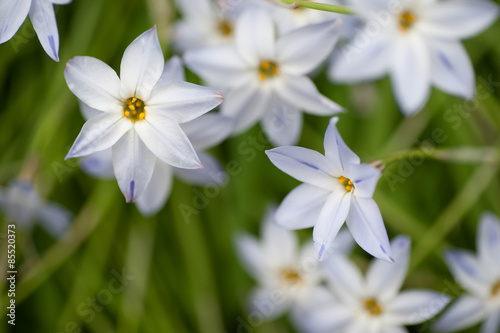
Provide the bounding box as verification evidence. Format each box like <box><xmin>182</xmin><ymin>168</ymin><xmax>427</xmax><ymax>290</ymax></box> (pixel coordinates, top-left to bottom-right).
<box><xmin>123</xmin><ymin>97</ymin><xmax>146</xmax><ymax>122</ymax></box>
<box><xmin>259</xmin><ymin>60</ymin><xmax>279</xmax><ymax>80</ymax></box>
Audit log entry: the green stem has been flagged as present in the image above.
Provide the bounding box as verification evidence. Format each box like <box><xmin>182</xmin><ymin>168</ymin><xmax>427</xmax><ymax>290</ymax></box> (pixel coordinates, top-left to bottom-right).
<box><xmin>278</xmin><ymin>0</ymin><xmax>354</xmax><ymax>14</ymax></box>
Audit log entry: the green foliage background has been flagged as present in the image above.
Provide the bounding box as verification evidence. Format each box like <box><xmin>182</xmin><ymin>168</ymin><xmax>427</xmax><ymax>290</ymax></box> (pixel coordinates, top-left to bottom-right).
<box><xmin>0</xmin><ymin>0</ymin><xmax>499</xmax><ymax>332</ymax></box>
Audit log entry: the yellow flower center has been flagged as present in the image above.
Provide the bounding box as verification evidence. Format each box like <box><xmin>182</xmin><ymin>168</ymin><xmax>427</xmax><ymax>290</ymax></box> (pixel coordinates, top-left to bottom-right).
<box><xmin>492</xmin><ymin>281</ymin><xmax>500</xmax><ymax>297</ymax></box>
<box><xmin>399</xmin><ymin>11</ymin><xmax>416</xmax><ymax>32</ymax></box>
<box><xmin>364</xmin><ymin>298</ymin><xmax>383</xmax><ymax>316</ymax></box>
<box><xmin>339</xmin><ymin>176</ymin><xmax>354</xmax><ymax>192</ymax></box>
<box><xmin>281</xmin><ymin>268</ymin><xmax>302</xmax><ymax>286</ymax></box>
<box><xmin>218</xmin><ymin>19</ymin><xmax>233</xmax><ymax>36</ymax></box>
<box><xmin>123</xmin><ymin>97</ymin><xmax>145</xmax><ymax>122</ymax></box>
<box><xmin>259</xmin><ymin>60</ymin><xmax>279</xmax><ymax>81</ymax></box>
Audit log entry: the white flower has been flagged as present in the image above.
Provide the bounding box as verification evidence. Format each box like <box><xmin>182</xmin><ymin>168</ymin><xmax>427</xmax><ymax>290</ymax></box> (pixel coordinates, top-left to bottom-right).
<box><xmin>433</xmin><ymin>213</ymin><xmax>500</xmax><ymax>333</ymax></box>
<box><xmin>235</xmin><ymin>206</ymin><xmax>353</xmax><ymax>320</ymax></box>
<box><xmin>64</xmin><ymin>27</ymin><xmax>224</xmax><ymax>203</ymax></box>
<box><xmin>0</xmin><ymin>0</ymin><xmax>72</xmax><ymax>61</ymax></box>
<box><xmin>184</xmin><ymin>8</ymin><xmax>343</xmax><ymax>146</ymax></box>
<box><xmin>301</xmin><ymin>236</ymin><xmax>450</xmax><ymax>333</ymax></box>
<box><xmin>0</xmin><ymin>180</ymin><xmax>71</xmax><ymax>237</ymax></box>
<box><xmin>266</xmin><ymin>116</ymin><xmax>391</xmax><ymax>261</ymax></box>
<box><xmin>330</xmin><ymin>0</ymin><xmax>499</xmax><ymax>115</ymax></box>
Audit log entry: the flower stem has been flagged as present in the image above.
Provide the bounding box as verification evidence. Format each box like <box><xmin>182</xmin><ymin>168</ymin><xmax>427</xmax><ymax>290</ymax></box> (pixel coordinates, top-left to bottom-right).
<box><xmin>278</xmin><ymin>0</ymin><xmax>355</xmax><ymax>14</ymax></box>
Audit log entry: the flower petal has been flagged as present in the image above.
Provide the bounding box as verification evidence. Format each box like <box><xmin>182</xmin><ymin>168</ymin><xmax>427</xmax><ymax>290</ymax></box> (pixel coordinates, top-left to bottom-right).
<box><xmin>366</xmin><ymin>235</ymin><xmax>411</xmax><ymax>301</ymax></box>
<box><xmin>248</xmin><ymin>287</ymin><xmax>291</xmax><ymax>320</ymax></box>
<box><xmin>274</xmin><ymin>75</ymin><xmax>343</xmax><ymax>115</ymax></box>
<box><xmin>275</xmin><ymin>183</ymin><xmax>331</xmax><ymax>230</ymax></box>
<box><xmin>481</xmin><ymin>309</ymin><xmax>500</xmax><ymax>333</ymax></box>
<box><xmin>66</xmin><ymin>113</ymin><xmax>131</xmax><ymax>159</ymax></box>
<box><xmin>390</xmin><ymin>33</ymin><xmax>430</xmax><ymax>115</ymax></box>
<box><xmin>181</xmin><ymin>114</ymin><xmax>233</xmax><ymax>151</ymax></box>
<box><xmin>174</xmin><ymin>152</ymin><xmax>227</xmax><ymax>186</ymax></box>
<box><xmin>120</xmin><ymin>26</ymin><xmax>164</xmax><ymax>100</ymax></box>
<box><xmin>80</xmin><ymin>148</ymin><xmax>115</xmax><ymax>179</ymax></box>
<box><xmin>346</xmin><ymin>196</ymin><xmax>392</xmax><ymax>262</ymax></box>
<box><xmin>112</xmin><ymin>128</ymin><xmax>156</xmax><ymax>203</ymax></box>
<box><xmin>135</xmin><ymin>113</ymin><xmax>202</xmax><ymax>169</ymax></box>
<box><xmin>443</xmin><ymin>249</ymin><xmax>490</xmax><ymax>297</ymax></box>
<box><xmin>65</xmin><ymin>56</ymin><xmax>122</xmax><ymax>112</ymax></box>
<box><xmin>147</xmin><ymin>81</ymin><xmax>223</xmax><ymax>123</ymax></box>
<box><xmin>385</xmin><ymin>290</ymin><xmax>451</xmax><ymax>326</ymax></box>
<box><xmin>323</xmin><ymin>254</ymin><xmax>365</xmax><ymax>304</ymax></box>
<box><xmin>299</xmin><ymin>302</ymin><xmax>353</xmax><ymax>332</ymax></box>
<box><xmin>157</xmin><ymin>55</ymin><xmax>185</xmax><ymax>85</ymax></box>
<box><xmin>135</xmin><ymin>160</ymin><xmax>173</xmax><ymax>216</ymax></box>
<box><xmin>262</xmin><ymin>205</ymin><xmax>299</xmax><ymax>267</ymax></box>
<box><xmin>29</xmin><ymin>0</ymin><xmax>59</xmax><ymax>61</ymax></box>
<box><xmin>323</xmin><ymin>117</ymin><xmax>360</xmax><ymax>175</ymax></box>
<box><xmin>277</xmin><ymin>19</ymin><xmax>341</xmax><ymax>75</ymax></box>
<box><xmin>313</xmin><ymin>191</ymin><xmax>352</xmax><ymax>260</ymax></box>
<box><xmin>429</xmin><ymin>40</ymin><xmax>474</xmax><ymax>99</ymax></box>
<box><xmin>477</xmin><ymin>212</ymin><xmax>500</xmax><ymax>273</ymax></box>
<box><xmin>419</xmin><ymin>0</ymin><xmax>499</xmax><ymax>40</ymax></box>
<box><xmin>432</xmin><ymin>295</ymin><xmax>486</xmax><ymax>332</ymax></box>
<box><xmin>79</xmin><ymin>100</ymin><xmax>103</xmax><ymax>121</ymax></box>
<box><xmin>266</xmin><ymin>146</ymin><xmax>337</xmax><ymax>190</ymax></box>
<box><xmin>0</xmin><ymin>0</ymin><xmax>30</xmax><ymax>44</ymax></box>
<box><xmin>346</xmin><ymin>163</ymin><xmax>381</xmax><ymax>198</ymax></box>
<box><xmin>234</xmin><ymin>233</ymin><xmax>266</xmax><ymax>280</ymax></box>
<box><xmin>235</xmin><ymin>8</ymin><xmax>275</xmax><ymax>66</ymax></box>
<box><xmin>262</xmin><ymin>99</ymin><xmax>302</xmax><ymax>146</ymax></box>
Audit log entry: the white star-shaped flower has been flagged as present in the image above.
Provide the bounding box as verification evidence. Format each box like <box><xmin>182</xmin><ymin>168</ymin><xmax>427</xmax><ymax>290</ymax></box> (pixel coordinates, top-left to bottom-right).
<box><xmin>330</xmin><ymin>0</ymin><xmax>499</xmax><ymax>114</ymax></box>
<box><xmin>0</xmin><ymin>0</ymin><xmax>72</xmax><ymax>61</ymax></box>
<box><xmin>184</xmin><ymin>8</ymin><xmax>343</xmax><ymax>146</ymax></box>
<box><xmin>235</xmin><ymin>206</ymin><xmax>354</xmax><ymax>320</ymax></box>
<box><xmin>266</xmin><ymin>116</ymin><xmax>391</xmax><ymax>261</ymax></box>
<box><xmin>64</xmin><ymin>27</ymin><xmax>224</xmax><ymax>203</ymax></box>
<box><xmin>300</xmin><ymin>236</ymin><xmax>450</xmax><ymax>333</ymax></box>
<box><xmin>433</xmin><ymin>212</ymin><xmax>500</xmax><ymax>333</ymax></box>
<box><xmin>0</xmin><ymin>180</ymin><xmax>71</xmax><ymax>237</ymax></box>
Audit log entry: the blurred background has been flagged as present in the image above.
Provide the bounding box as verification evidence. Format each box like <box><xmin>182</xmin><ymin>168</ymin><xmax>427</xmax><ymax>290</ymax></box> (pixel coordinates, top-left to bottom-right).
<box><xmin>0</xmin><ymin>0</ymin><xmax>499</xmax><ymax>332</ymax></box>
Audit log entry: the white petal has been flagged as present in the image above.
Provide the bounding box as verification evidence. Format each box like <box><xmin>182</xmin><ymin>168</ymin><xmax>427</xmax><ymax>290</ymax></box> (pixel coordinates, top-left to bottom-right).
<box><xmin>120</xmin><ymin>26</ymin><xmax>164</xmax><ymax>100</ymax></box>
<box><xmin>346</xmin><ymin>196</ymin><xmax>392</xmax><ymax>262</ymax></box>
<box><xmin>51</xmin><ymin>0</ymin><xmax>72</xmax><ymax>4</ymax></box>
<box><xmin>29</xmin><ymin>0</ymin><xmax>59</xmax><ymax>61</ymax></box>
<box><xmin>385</xmin><ymin>290</ymin><xmax>451</xmax><ymax>326</ymax></box>
<box><xmin>80</xmin><ymin>148</ymin><xmax>114</xmax><ymax>179</ymax></box>
<box><xmin>266</xmin><ymin>146</ymin><xmax>337</xmax><ymax>190</ymax></box>
<box><xmin>275</xmin><ymin>183</ymin><xmax>331</xmax><ymax>230</ymax></box>
<box><xmin>0</xmin><ymin>0</ymin><xmax>30</xmax><ymax>44</ymax></box>
<box><xmin>381</xmin><ymin>327</ymin><xmax>408</xmax><ymax>333</ymax></box>
<box><xmin>390</xmin><ymin>34</ymin><xmax>430</xmax><ymax>115</ymax></box>
<box><xmin>248</xmin><ymin>287</ymin><xmax>291</xmax><ymax>320</ymax></box>
<box><xmin>329</xmin><ymin>228</ymin><xmax>355</xmax><ymax>255</ymax></box>
<box><xmin>221</xmin><ymin>81</ymin><xmax>271</xmax><ymax>133</ymax></box>
<box><xmin>147</xmin><ymin>81</ymin><xmax>223</xmax><ymax>123</ymax></box>
<box><xmin>235</xmin><ymin>233</ymin><xmax>266</xmax><ymax>280</ymax></box>
<box><xmin>366</xmin><ymin>235</ymin><xmax>410</xmax><ymax>301</ymax></box>
<box><xmin>429</xmin><ymin>40</ymin><xmax>474</xmax><ymax>99</ymax></box>
<box><xmin>313</xmin><ymin>191</ymin><xmax>352</xmax><ymax>260</ymax></box>
<box><xmin>346</xmin><ymin>163</ymin><xmax>381</xmax><ymax>199</ymax></box>
<box><xmin>277</xmin><ymin>19</ymin><xmax>340</xmax><ymax>75</ymax></box>
<box><xmin>323</xmin><ymin>254</ymin><xmax>365</xmax><ymax>304</ymax></box>
<box><xmin>477</xmin><ymin>212</ymin><xmax>500</xmax><ymax>273</ymax></box>
<box><xmin>183</xmin><ymin>45</ymin><xmax>249</xmax><ymax>87</ymax></box>
<box><xmin>64</xmin><ymin>56</ymin><xmax>122</xmax><ymax>111</ymax></box>
<box><xmin>135</xmin><ymin>160</ymin><xmax>173</xmax><ymax>216</ymax></box>
<box><xmin>157</xmin><ymin>56</ymin><xmax>185</xmax><ymax>84</ymax></box>
<box><xmin>443</xmin><ymin>249</ymin><xmax>490</xmax><ymax>297</ymax></box>
<box><xmin>323</xmin><ymin>117</ymin><xmax>360</xmax><ymax>174</ymax></box>
<box><xmin>79</xmin><ymin>100</ymin><xmax>102</xmax><ymax>121</ymax></box>
<box><xmin>173</xmin><ymin>0</ymin><xmax>213</xmax><ymax>21</ymax></box>
<box><xmin>66</xmin><ymin>113</ymin><xmax>132</xmax><ymax>159</ymax></box>
<box><xmin>419</xmin><ymin>0</ymin><xmax>499</xmax><ymax>40</ymax></box>
<box><xmin>262</xmin><ymin>99</ymin><xmax>302</xmax><ymax>146</ymax></box>
<box><xmin>329</xmin><ymin>33</ymin><xmax>393</xmax><ymax>83</ymax></box>
<box><xmin>432</xmin><ymin>295</ymin><xmax>486</xmax><ymax>332</ymax></box>
<box><xmin>181</xmin><ymin>114</ymin><xmax>233</xmax><ymax>151</ymax></box>
<box><xmin>262</xmin><ymin>205</ymin><xmax>298</xmax><ymax>267</ymax></box>
<box><xmin>174</xmin><ymin>152</ymin><xmax>227</xmax><ymax>186</ymax></box>
<box><xmin>38</xmin><ymin>202</ymin><xmax>71</xmax><ymax>238</ymax></box>
<box><xmin>135</xmin><ymin>113</ymin><xmax>202</xmax><ymax>169</ymax></box>
<box><xmin>481</xmin><ymin>310</ymin><xmax>500</xmax><ymax>333</ymax></box>
<box><xmin>112</xmin><ymin>128</ymin><xmax>156</xmax><ymax>203</ymax></box>
<box><xmin>349</xmin><ymin>0</ymin><xmax>391</xmax><ymax>18</ymax></box>
<box><xmin>235</xmin><ymin>8</ymin><xmax>275</xmax><ymax>66</ymax></box>
<box><xmin>274</xmin><ymin>75</ymin><xmax>343</xmax><ymax>115</ymax></box>
<box><xmin>300</xmin><ymin>302</ymin><xmax>353</xmax><ymax>332</ymax></box>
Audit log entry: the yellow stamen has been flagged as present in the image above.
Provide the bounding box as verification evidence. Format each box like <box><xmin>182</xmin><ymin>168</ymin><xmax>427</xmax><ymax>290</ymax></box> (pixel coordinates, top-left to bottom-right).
<box><xmin>339</xmin><ymin>176</ymin><xmax>354</xmax><ymax>192</ymax></box>
<box><xmin>492</xmin><ymin>281</ymin><xmax>500</xmax><ymax>297</ymax></box>
<box><xmin>399</xmin><ymin>11</ymin><xmax>416</xmax><ymax>32</ymax></box>
<box><xmin>281</xmin><ymin>268</ymin><xmax>302</xmax><ymax>286</ymax></box>
<box><xmin>123</xmin><ymin>97</ymin><xmax>146</xmax><ymax>122</ymax></box>
<box><xmin>259</xmin><ymin>60</ymin><xmax>279</xmax><ymax>80</ymax></box>
<box><xmin>218</xmin><ymin>19</ymin><xmax>233</xmax><ymax>36</ymax></box>
<box><xmin>364</xmin><ymin>298</ymin><xmax>383</xmax><ymax>315</ymax></box>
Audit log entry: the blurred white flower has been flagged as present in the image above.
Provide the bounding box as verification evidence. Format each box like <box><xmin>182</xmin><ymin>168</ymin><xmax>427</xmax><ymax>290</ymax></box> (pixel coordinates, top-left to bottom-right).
<box><xmin>0</xmin><ymin>180</ymin><xmax>71</xmax><ymax>237</ymax></box>
<box><xmin>266</xmin><ymin>116</ymin><xmax>391</xmax><ymax>262</ymax></box>
<box><xmin>184</xmin><ymin>8</ymin><xmax>343</xmax><ymax>146</ymax></box>
<box><xmin>0</xmin><ymin>0</ymin><xmax>72</xmax><ymax>61</ymax></box>
<box><xmin>330</xmin><ymin>0</ymin><xmax>499</xmax><ymax>115</ymax></box>
<box><xmin>235</xmin><ymin>206</ymin><xmax>353</xmax><ymax>320</ymax></box>
<box><xmin>300</xmin><ymin>235</ymin><xmax>450</xmax><ymax>333</ymax></box>
<box><xmin>64</xmin><ymin>27</ymin><xmax>223</xmax><ymax>203</ymax></box>
<box><xmin>433</xmin><ymin>212</ymin><xmax>500</xmax><ymax>333</ymax></box>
